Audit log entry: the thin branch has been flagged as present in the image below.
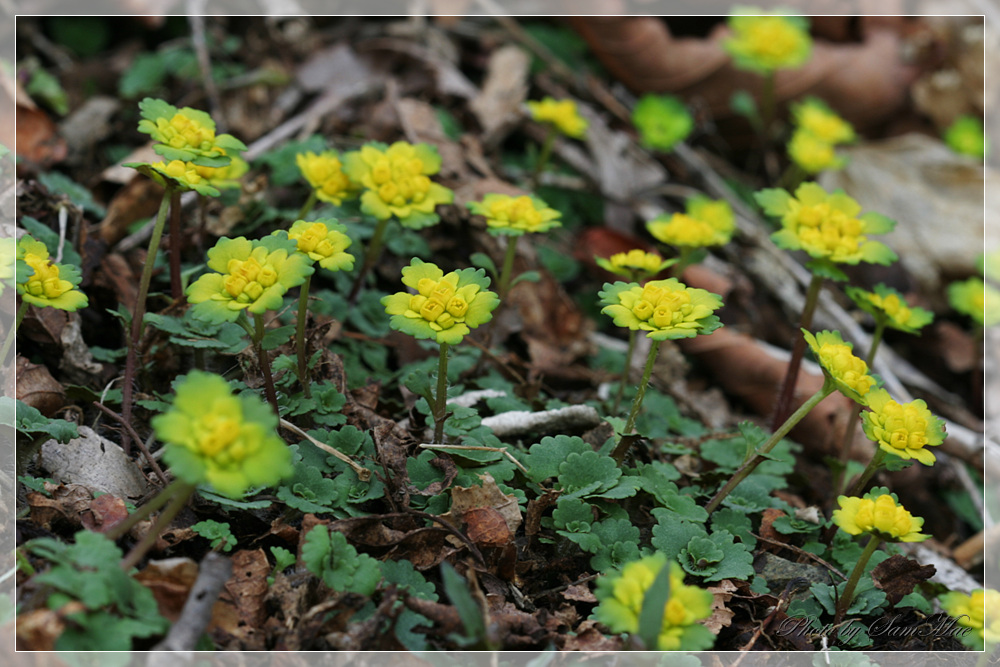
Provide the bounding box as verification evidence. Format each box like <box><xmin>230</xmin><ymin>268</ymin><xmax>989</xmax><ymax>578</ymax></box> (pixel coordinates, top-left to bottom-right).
<box><xmin>92</xmin><ymin>401</ymin><xmax>170</xmax><ymax>488</ymax></box>
<box><xmin>152</xmin><ymin>551</ymin><xmax>232</xmax><ymax>652</ymax></box>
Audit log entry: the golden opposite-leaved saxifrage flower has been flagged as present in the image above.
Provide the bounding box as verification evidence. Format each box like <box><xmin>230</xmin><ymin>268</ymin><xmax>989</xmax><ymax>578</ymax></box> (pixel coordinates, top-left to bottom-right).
<box><xmin>788</xmin><ymin>129</ymin><xmax>845</xmax><ymax>175</ymax></box>
<box><xmin>939</xmin><ymin>589</ymin><xmax>999</xmax><ymax>650</ymax></box>
<box><xmin>194</xmin><ymin>151</ymin><xmax>249</xmax><ymax>190</ymax></box>
<box><xmin>944</xmin><ymin>115</ymin><xmax>986</xmax><ymax>159</ymax></box>
<box><xmin>600</xmin><ymin>278</ymin><xmax>723</xmax><ymax>341</ymax></box>
<box><xmin>846</xmin><ymin>284</ymin><xmax>934</xmax><ymax>334</ymax></box>
<box><xmin>381</xmin><ymin>258</ymin><xmax>499</xmax><ymax>346</ymax></box>
<box><xmin>343</xmin><ymin>142</ymin><xmax>454</xmax><ymax>229</ymax></box>
<box><xmin>949</xmin><ymin>276</ymin><xmax>1000</xmax><ymax>327</ymax></box>
<box><xmin>151</xmin><ymin>370</ymin><xmax>292</xmax><ymax>498</ymax></box>
<box><xmin>802</xmin><ymin>329</ymin><xmax>876</xmax><ymax>404</ymax></box>
<box><xmin>791</xmin><ymin>97</ymin><xmax>855</xmax><ymax>145</ymax></box>
<box><xmin>631</xmin><ymin>94</ymin><xmax>693</xmax><ymax>152</ymax></box>
<box><xmin>724</xmin><ymin>9</ymin><xmax>812</xmax><ymax>74</ymax></box>
<box><xmin>862</xmin><ymin>389</ymin><xmax>945</xmax><ymax>465</ymax></box>
<box><xmin>595</xmin><ymin>249</ymin><xmax>674</xmax><ymax>281</ymax></box>
<box><xmin>283</xmin><ymin>219</ymin><xmax>354</xmax><ymax>273</ymax></box>
<box><xmin>467</xmin><ymin>194</ymin><xmax>562</xmax><ymax>236</ymax></box>
<box><xmin>592</xmin><ymin>554</ymin><xmax>715</xmax><ymax>651</ymax></box>
<box><xmin>527</xmin><ymin>97</ymin><xmax>588</xmax><ymax>139</ymax></box>
<box><xmin>137</xmin><ymin>98</ymin><xmax>246</xmax><ymax>166</ymax></box>
<box><xmin>647</xmin><ymin>196</ymin><xmax>735</xmax><ymax>249</ymax></box>
<box><xmin>756</xmin><ymin>182</ymin><xmax>897</xmax><ymax>269</ymax></box>
<box><xmin>15</xmin><ymin>236</ymin><xmax>88</xmax><ymax>312</ymax></box>
<box><xmin>296</xmin><ymin>151</ymin><xmax>355</xmax><ymax>205</ymax></box>
<box><xmin>833</xmin><ymin>491</ymin><xmax>928</xmax><ymax>543</ymax></box>
<box><xmin>186</xmin><ymin>236</ymin><xmax>314</xmax><ymax>324</ymax></box>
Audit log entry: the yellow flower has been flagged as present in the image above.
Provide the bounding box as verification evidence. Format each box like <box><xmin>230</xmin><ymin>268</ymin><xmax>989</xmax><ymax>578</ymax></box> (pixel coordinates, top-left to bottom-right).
<box><xmin>847</xmin><ymin>284</ymin><xmax>934</xmax><ymax>334</ymax></box>
<box><xmin>949</xmin><ymin>276</ymin><xmax>1000</xmax><ymax>327</ymax></box>
<box><xmin>137</xmin><ymin>98</ymin><xmax>246</xmax><ymax>166</ymax></box>
<box><xmin>758</xmin><ymin>183</ymin><xmax>897</xmax><ymax>270</ymax></box>
<box><xmin>194</xmin><ymin>152</ymin><xmax>249</xmax><ymax>190</ymax></box>
<box><xmin>600</xmin><ymin>278</ymin><xmax>724</xmax><ymax>341</ymax></box>
<box><xmin>647</xmin><ymin>196</ymin><xmax>735</xmax><ymax>249</ymax></box>
<box><xmin>687</xmin><ymin>196</ymin><xmax>735</xmax><ymax>239</ymax></box>
<box><xmin>802</xmin><ymin>329</ymin><xmax>876</xmax><ymax>404</ymax></box>
<box><xmin>527</xmin><ymin>97</ymin><xmax>588</xmax><ymax>139</ymax></box>
<box><xmin>724</xmin><ymin>9</ymin><xmax>812</xmax><ymax>74</ymax></box>
<box><xmin>593</xmin><ymin>555</ymin><xmax>715</xmax><ymax>651</ymax></box>
<box><xmin>343</xmin><ymin>142</ymin><xmax>454</xmax><ymax>228</ymax></box>
<box><xmin>467</xmin><ymin>194</ymin><xmax>562</xmax><ymax>237</ymax></box>
<box><xmin>285</xmin><ymin>219</ymin><xmax>354</xmax><ymax>273</ymax></box>
<box><xmin>145</xmin><ymin>159</ymin><xmax>221</xmax><ymax>197</ymax></box>
<box><xmin>833</xmin><ymin>492</ymin><xmax>928</xmax><ymax>543</ymax></box>
<box><xmin>788</xmin><ymin>129</ymin><xmax>844</xmax><ymax>175</ymax></box>
<box><xmin>151</xmin><ymin>370</ymin><xmax>292</xmax><ymax>499</ymax></box>
<box><xmin>0</xmin><ymin>236</ymin><xmax>15</xmax><ymax>297</ymax></box>
<box><xmin>862</xmin><ymin>389</ymin><xmax>945</xmax><ymax>465</ymax></box>
<box><xmin>791</xmin><ymin>98</ymin><xmax>855</xmax><ymax>145</ymax></box>
<box><xmin>15</xmin><ymin>236</ymin><xmax>88</xmax><ymax>312</ymax></box>
<box><xmin>296</xmin><ymin>151</ymin><xmax>355</xmax><ymax>205</ymax></box>
<box><xmin>595</xmin><ymin>249</ymin><xmax>674</xmax><ymax>281</ymax></box>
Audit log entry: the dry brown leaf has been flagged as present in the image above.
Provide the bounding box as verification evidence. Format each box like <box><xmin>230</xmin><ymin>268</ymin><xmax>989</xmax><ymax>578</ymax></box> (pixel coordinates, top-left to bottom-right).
<box><xmin>704</xmin><ymin>579</ymin><xmax>738</xmax><ymax>634</ymax></box>
<box><xmin>469</xmin><ymin>44</ymin><xmax>531</xmax><ymax>147</ymax></box>
<box><xmin>15</xmin><ymin>356</ymin><xmax>65</xmax><ymax>416</ymax></box>
<box><xmin>80</xmin><ymin>493</ymin><xmax>129</xmax><ymax>534</ymax></box>
<box><xmin>447</xmin><ymin>472</ymin><xmax>522</xmax><ymax>535</ymax></box>
<box><xmin>569</xmin><ymin>17</ymin><xmax>922</xmax><ymax>131</ymax></box>
<box><xmin>871</xmin><ymin>555</ymin><xmax>937</xmax><ymax>605</ymax></box>
<box><xmin>16</xmin><ymin>104</ymin><xmax>67</xmax><ymax>168</ymax></box>
<box><xmin>212</xmin><ymin>549</ymin><xmax>270</xmax><ymax>648</ymax></box>
<box><xmin>27</xmin><ymin>483</ymin><xmax>92</xmax><ymax>532</ymax></box>
<box><xmin>135</xmin><ymin>557</ymin><xmax>200</xmax><ymax>622</ymax></box>
<box><xmin>97</xmin><ymin>176</ymin><xmax>165</xmax><ymax>246</ymax></box>
<box><xmin>394</xmin><ymin>97</ymin><xmax>466</xmax><ymax>180</ymax></box>
<box><xmin>562</xmin><ymin>583</ymin><xmax>597</xmax><ymax>604</ymax></box>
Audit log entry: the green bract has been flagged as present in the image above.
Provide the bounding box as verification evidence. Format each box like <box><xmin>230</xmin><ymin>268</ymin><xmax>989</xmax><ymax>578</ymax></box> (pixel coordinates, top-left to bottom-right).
<box><xmin>126</xmin><ymin>160</ymin><xmax>222</xmax><ymax>197</ymax></box>
<box><xmin>949</xmin><ymin>276</ymin><xmax>1000</xmax><ymax>327</ymax></box>
<box><xmin>151</xmin><ymin>371</ymin><xmax>293</xmax><ymax>498</ymax></box>
<box><xmin>846</xmin><ymin>284</ymin><xmax>933</xmax><ymax>334</ymax></box>
<box><xmin>186</xmin><ymin>235</ymin><xmax>314</xmax><ymax>324</ymax></box>
<box><xmin>381</xmin><ymin>258</ymin><xmax>499</xmax><ymax>345</ymax></box>
<box><xmin>281</xmin><ymin>219</ymin><xmax>355</xmax><ymax>272</ymax></box>
<box><xmin>15</xmin><ymin>235</ymin><xmax>88</xmax><ymax>312</ymax></box>
<box><xmin>599</xmin><ymin>279</ymin><xmax>723</xmax><ymax>341</ymax></box>
<box><xmin>944</xmin><ymin>115</ymin><xmax>986</xmax><ymax>159</ymax></box>
<box><xmin>756</xmin><ymin>182</ymin><xmax>897</xmax><ymax>272</ymax></box>
<box><xmin>137</xmin><ymin>97</ymin><xmax>247</xmax><ymax>167</ymax></box>
<box><xmin>593</xmin><ymin>554</ymin><xmax>715</xmax><ymax>650</ymax></box>
<box><xmin>467</xmin><ymin>193</ymin><xmax>562</xmax><ymax>237</ymax></box>
<box><xmin>631</xmin><ymin>94</ymin><xmax>693</xmax><ymax>152</ymax></box>
<box><xmin>724</xmin><ymin>9</ymin><xmax>812</xmax><ymax>74</ymax></box>
<box><xmin>342</xmin><ymin>141</ymin><xmax>454</xmax><ymax>229</ymax></box>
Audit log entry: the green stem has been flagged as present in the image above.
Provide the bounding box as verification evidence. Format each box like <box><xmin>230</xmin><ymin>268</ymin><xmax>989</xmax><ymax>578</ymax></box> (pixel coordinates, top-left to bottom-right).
<box><xmin>1</xmin><ymin>301</ymin><xmax>29</xmax><ymax>365</ymax></box>
<box><xmin>254</xmin><ymin>313</ymin><xmax>279</xmax><ymax>414</ymax></box>
<box><xmin>777</xmin><ymin>162</ymin><xmax>807</xmax><ymax>191</ymax></box>
<box><xmin>498</xmin><ymin>235</ymin><xmax>519</xmax><ymax>299</ymax></box>
<box><xmin>847</xmin><ymin>449</ymin><xmax>887</xmax><ymax>498</ymax></box>
<box><xmin>834</xmin><ymin>534</ymin><xmax>882</xmax><ymax>627</ymax></box>
<box><xmin>348</xmin><ymin>216</ymin><xmax>390</xmax><ymax>304</ymax></box>
<box><xmin>120</xmin><ymin>483</ymin><xmax>195</xmax><ymax>571</ymax></box>
<box><xmin>671</xmin><ymin>247</ymin><xmax>695</xmax><ymax>281</ymax></box>
<box><xmin>120</xmin><ymin>186</ymin><xmax>175</xmax><ymax>454</ymax></box>
<box><xmin>611</xmin><ymin>339</ymin><xmax>661</xmax><ymax>464</ymax></box>
<box><xmin>296</xmin><ymin>273</ymin><xmax>313</xmax><ymax>399</ymax></box>
<box><xmin>613</xmin><ymin>329</ymin><xmax>637</xmax><ymax>414</ymax></box>
<box><xmin>105</xmin><ymin>479</ymin><xmax>190</xmax><ymax>541</ymax></box>
<box><xmin>771</xmin><ymin>273</ymin><xmax>825</xmax><ymax>430</ymax></box>
<box><xmin>531</xmin><ymin>127</ymin><xmax>557</xmax><ymax>186</ymax></box>
<box><xmin>706</xmin><ymin>379</ymin><xmax>835</xmax><ymax>514</ymax></box>
<box><xmin>833</xmin><ymin>320</ymin><xmax>887</xmax><ymax>492</ymax></box>
<box><xmin>298</xmin><ymin>190</ymin><xmax>318</xmax><ymax>220</ymax></box>
<box><xmin>433</xmin><ymin>343</ymin><xmax>450</xmax><ymax>444</ymax></box>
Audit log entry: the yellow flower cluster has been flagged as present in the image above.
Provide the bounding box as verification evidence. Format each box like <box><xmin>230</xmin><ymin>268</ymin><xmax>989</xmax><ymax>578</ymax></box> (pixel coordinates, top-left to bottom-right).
<box><xmin>15</xmin><ymin>236</ymin><xmax>88</xmax><ymax>312</ymax></box>
<box><xmin>296</xmin><ymin>151</ymin><xmax>354</xmax><ymax>205</ymax></box>
<box><xmin>833</xmin><ymin>493</ymin><xmax>927</xmax><ymax>543</ymax></box>
<box><xmin>600</xmin><ymin>278</ymin><xmax>723</xmax><ymax>341</ymax></box>
<box><xmin>647</xmin><ymin>197</ymin><xmax>735</xmax><ymax>249</ymax></box>
<box><xmin>803</xmin><ymin>330</ymin><xmax>875</xmax><ymax>403</ymax></box>
<box><xmin>724</xmin><ymin>11</ymin><xmax>812</xmax><ymax>74</ymax></box>
<box><xmin>788</xmin><ymin>99</ymin><xmax>855</xmax><ymax>175</ymax></box>
<box><xmin>467</xmin><ymin>194</ymin><xmax>562</xmax><ymax>236</ymax></box>
<box><xmin>156</xmin><ymin>112</ymin><xmax>220</xmax><ymax>154</ymax></box>
<box><xmin>596</xmin><ymin>249</ymin><xmax>673</xmax><ymax>281</ymax></box>
<box><xmin>286</xmin><ymin>220</ymin><xmax>354</xmax><ymax>272</ymax></box>
<box><xmin>940</xmin><ymin>589</ymin><xmax>1000</xmax><ymax>650</ymax></box>
<box><xmin>527</xmin><ymin>97</ymin><xmax>588</xmax><ymax>139</ymax></box>
<box><xmin>863</xmin><ymin>389</ymin><xmax>945</xmax><ymax>465</ymax></box>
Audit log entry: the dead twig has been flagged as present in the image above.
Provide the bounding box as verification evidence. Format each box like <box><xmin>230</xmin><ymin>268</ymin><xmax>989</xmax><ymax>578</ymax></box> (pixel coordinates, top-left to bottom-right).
<box><xmin>279</xmin><ymin>418</ymin><xmax>372</xmax><ymax>482</ymax></box>
<box><xmin>92</xmin><ymin>401</ymin><xmax>170</xmax><ymax>488</ymax></box>
<box><xmin>151</xmin><ymin>551</ymin><xmax>232</xmax><ymax>652</ymax></box>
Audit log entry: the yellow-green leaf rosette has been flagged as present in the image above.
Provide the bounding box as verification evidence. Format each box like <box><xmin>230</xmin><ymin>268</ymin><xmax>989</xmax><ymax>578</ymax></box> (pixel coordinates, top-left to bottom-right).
<box><xmin>939</xmin><ymin>588</ymin><xmax>998</xmax><ymax>651</ymax></box>
<box><xmin>802</xmin><ymin>329</ymin><xmax>876</xmax><ymax>404</ymax></box>
<box><xmin>137</xmin><ymin>97</ymin><xmax>247</xmax><ymax>166</ymax></box>
<box><xmin>600</xmin><ymin>279</ymin><xmax>723</xmax><ymax>341</ymax></box>
<box><xmin>526</xmin><ymin>97</ymin><xmax>588</xmax><ymax>139</ymax></box>
<box><xmin>194</xmin><ymin>151</ymin><xmax>249</xmax><ymax>191</ymax></box>
<box><xmin>595</xmin><ymin>249</ymin><xmax>675</xmax><ymax>282</ymax></box>
<box><xmin>152</xmin><ymin>370</ymin><xmax>292</xmax><ymax>499</ymax></box>
<box><xmin>846</xmin><ymin>284</ymin><xmax>933</xmax><ymax>334</ymax></box>
<box><xmin>186</xmin><ymin>235</ymin><xmax>314</xmax><ymax>324</ymax></box>
<box><xmin>127</xmin><ymin>159</ymin><xmax>223</xmax><ymax>197</ymax></box>
<box><xmin>467</xmin><ymin>194</ymin><xmax>562</xmax><ymax>237</ymax></box>
<box><xmin>15</xmin><ymin>236</ymin><xmax>88</xmax><ymax>312</ymax></box>
<box><xmin>343</xmin><ymin>141</ymin><xmax>454</xmax><ymax>229</ymax></box>
<box><xmin>944</xmin><ymin>115</ymin><xmax>986</xmax><ymax>160</ymax></box>
<box><xmin>296</xmin><ymin>150</ymin><xmax>355</xmax><ymax>205</ymax></box>
<box><xmin>631</xmin><ymin>94</ymin><xmax>693</xmax><ymax>152</ymax></box>
<box><xmin>382</xmin><ymin>258</ymin><xmax>499</xmax><ymax>346</ymax></box>
<box><xmin>593</xmin><ymin>554</ymin><xmax>715</xmax><ymax>651</ymax></box>
<box><xmin>281</xmin><ymin>219</ymin><xmax>355</xmax><ymax>273</ymax></box>
<box><xmin>832</xmin><ymin>490</ymin><xmax>928</xmax><ymax>543</ymax></box>
<box><xmin>756</xmin><ymin>182</ymin><xmax>897</xmax><ymax>279</ymax></box>
<box><xmin>862</xmin><ymin>388</ymin><xmax>945</xmax><ymax>465</ymax></box>
<box><xmin>724</xmin><ymin>9</ymin><xmax>812</xmax><ymax>74</ymax></box>
<box><xmin>949</xmin><ymin>276</ymin><xmax>1000</xmax><ymax>327</ymax></box>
